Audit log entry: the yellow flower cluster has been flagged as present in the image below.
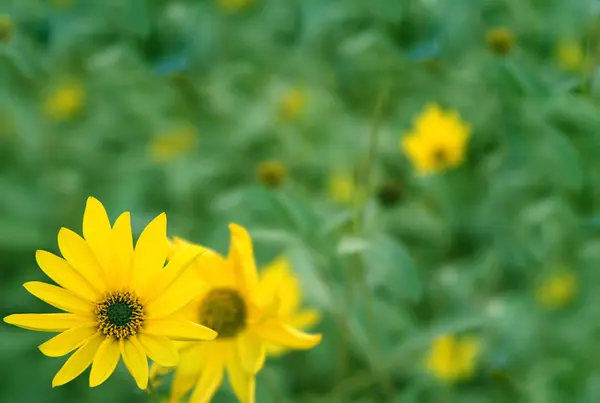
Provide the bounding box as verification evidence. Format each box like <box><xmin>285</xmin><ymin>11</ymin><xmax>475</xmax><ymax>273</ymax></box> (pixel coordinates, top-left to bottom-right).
<box><xmin>3</xmin><ymin>198</ymin><xmax>322</xmax><ymax>403</ymax></box>
<box><xmin>426</xmin><ymin>334</ymin><xmax>480</xmax><ymax>383</ymax></box>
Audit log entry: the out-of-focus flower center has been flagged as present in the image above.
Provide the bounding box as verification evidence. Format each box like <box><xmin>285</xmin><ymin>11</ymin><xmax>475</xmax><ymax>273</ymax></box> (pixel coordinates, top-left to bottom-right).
<box><xmin>95</xmin><ymin>291</ymin><xmax>144</xmax><ymax>339</ymax></box>
<box><xmin>198</xmin><ymin>288</ymin><xmax>247</xmax><ymax>339</ymax></box>
<box><xmin>432</xmin><ymin>147</ymin><xmax>449</xmax><ymax>166</ymax></box>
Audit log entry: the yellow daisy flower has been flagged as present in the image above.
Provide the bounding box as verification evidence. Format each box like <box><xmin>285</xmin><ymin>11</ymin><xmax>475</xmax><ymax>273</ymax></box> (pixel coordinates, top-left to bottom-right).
<box><xmin>3</xmin><ymin>197</ymin><xmax>217</xmax><ymax>389</ymax></box>
<box><xmin>164</xmin><ymin>225</ymin><xmax>322</xmax><ymax>403</ymax></box>
<box><xmin>425</xmin><ymin>334</ymin><xmax>480</xmax><ymax>384</ymax></box>
<box><xmin>328</xmin><ymin>172</ymin><xmax>356</xmax><ymax>204</ymax></box>
<box><xmin>150</xmin><ymin>126</ymin><xmax>197</xmax><ymax>163</ymax></box>
<box><xmin>256</xmin><ymin>256</ymin><xmax>321</xmax><ymax>357</ymax></box>
<box><xmin>44</xmin><ymin>81</ymin><xmax>85</xmax><ymax>121</ymax></box>
<box><xmin>401</xmin><ymin>104</ymin><xmax>471</xmax><ymax>175</ymax></box>
<box><xmin>536</xmin><ymin>271</ymin><xmax>577</xmax><ymax>310</ymax></box>
<box><xmin>556</xmin><ymin>38</ymin><xmax>585</xmax><ymax>72</ymax></box>
<box><xmin>280</xmin><ymin>87</ymin><xmax>306</xmax><ymax>121</ymax></box>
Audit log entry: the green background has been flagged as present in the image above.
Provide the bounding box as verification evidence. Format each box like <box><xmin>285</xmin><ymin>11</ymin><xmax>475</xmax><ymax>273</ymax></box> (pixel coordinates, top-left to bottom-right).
<box><xmin>2</xmin><ymin>0</ymin><xmax>600</xmax><ymax>402</ymax></box>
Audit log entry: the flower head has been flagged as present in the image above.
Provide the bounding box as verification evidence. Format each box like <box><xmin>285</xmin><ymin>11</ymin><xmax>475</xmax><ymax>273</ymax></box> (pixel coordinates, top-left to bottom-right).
<box><xmin>0</xmin><ymin>14</ymin><xmax>13</xmax><ymax>43</ymax></box>
<box><xmin>163</xmin><ymin>225</ymin><xmax>322</xmax><ymax>403</ymax></box>
<box><xmin>256</xmin><ymin>160</ymin><xmax>287</xmax><ymax>189</ymax></box>
<box><xmin>3</xmin><ymin>197</ymin><xmax>217</xmax><ymax>389</ymax></box>
<box><xmin>328</xmin><ymin>172</ymin><xmax>357</xmax><ymax>204</ymax></box>
<box><xmin>44</xmin><ymin>81</ymin><xmax>85</xmax><ymax>121</ymax></box>
<box><xmin>536</xmin><ymin>271</ymin><xmax>577</xmax><ymax>309</ymax></box>
<box><xmin>556</xmin><ymin>38</ymin><xmax>586</xmax><ymax>72</ymax></box>
<box><xmin>280</xmin><ymin>88</ymin><xmax>306</xmax><ymax>121</ymax></box>
<box><xmin>150</xmin><ymin>126</ymin><xmax>197</xmax><ymax>163</ymax></box>
<box><xmin>485</xmin><ymin>27</ymin><xmax>515</xmax><ymax>55</ymax></box>
<box><xmin>426</xmin><ymin>334</ymin><xmax>480</xmax><ymax>383</ymax></box>
<box><xmin>401</xmin><ymin>104</ymin><xmax>471</xmax><ymax>175</ymax></box>
<box><xmin>218</xmin><ymin>0</ymin><xmax>253</xmax><ymax>13</ymax></box>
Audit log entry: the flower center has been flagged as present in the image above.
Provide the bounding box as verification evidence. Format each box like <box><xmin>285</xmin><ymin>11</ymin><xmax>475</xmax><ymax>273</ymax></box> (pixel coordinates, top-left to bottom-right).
<box><xmin>432</xmin><ymin>147</ymin><xmax>449</xmax><ymax>166</ymax></box>
<box><xmin>198</xmin><ymin>288</ymin><xmax>246</xmax><ymax>339</ymax></box>
<box><xmin>95</xmin><ymin>291</ymin><xmax>144</xmax><ymax>340</ymax></box>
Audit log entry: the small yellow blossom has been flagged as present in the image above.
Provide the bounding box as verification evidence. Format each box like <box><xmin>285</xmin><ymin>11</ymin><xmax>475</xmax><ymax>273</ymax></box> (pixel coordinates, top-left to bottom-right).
<box><xmin>150</xmin><ymin>126</ymin><xmax>197</xmax><ymax>163</ymax></box>
<box><xmin>0</xmin><ymin>14</ymin><xmax>13</xmax><ymax>43</ymax></box>
<box><xmin>218</xmin><ymin>0</ymin><xmax>253</xmax><ymax>13</ymax></box>
<box><xmin>257</xmin><ymin>256</ymin><xmax>321</xmax><ymax>357</ymax></box>
<box><xmin>328</xmin><ymin>172</ymin><xmax>356</xmax><ymax>204</ymax></box>
<box><xmin>426</xmin><ymin>334</ymin><xmax>480</xmax><ymax>383</ymax></box>
<box><xmin>536</xmin><ymin>271</ymin><xmax>577</xmax><ymax>309</ymax></box>
<box><xmin>401</xmin><ymin>104</ymin><xmax>471</xmax><ymax>175</ymax></box>
<box><xmin>257</xmin><ymin>160</ymin><xmax>287</xmax><ymax>189</ymax></box>
<box><xmin>556</xmin><ymin>39</ymin><xmax>587</xmax><ymax>72</ymax></box>
<box><xmin>485</xmin><ymin>27</ymin><xmax>515</xmax><ymax>55</ymax></box>
<box><xmin>280</xmin><ymin>88</ymin><xmax>306</xmax><ymax>121</ymax></box>
<box><xmin>44</xmin><ymin>82</ymin><xmax>85</xmax><ymax>121</ymax></box>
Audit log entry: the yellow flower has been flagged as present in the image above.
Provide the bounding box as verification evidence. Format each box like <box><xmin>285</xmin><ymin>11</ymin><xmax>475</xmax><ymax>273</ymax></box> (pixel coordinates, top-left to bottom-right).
<box><xmin>257</xmin><ymin>256</ymin><xmax>321</xmax><ymax>357</ymax></box>
<box><xmin>426</xmin><ymin>334</ymin><xmax>480</xmax><ymax>383</ymax></box>
<box><xmin>485</xmin><ymin>27</ymin><xmax>515</xmax><ymax>55</ymax></box>
<box><xmin>0</xmin><ymin>14</ymin><xmax>13</xmax><ymax>43</ymax></box>
<box><xmin>3</xmin><ymin>197</ymin><xmax>217</xmax><ymax>389</ymax></box>
<box><xmin>556</xmin><ymin>39</ymin><xmax>586</xmax><ymax>72</ymax></box>
<box><xmin>150</xmin><ymin>126</ymin><xmax>197</xmax><ymax>163</ymax></box>
<box><xmin>401</xmin><ymin>104</ymin><xmax>471</xmax><ymax>175</ymax></box>
<box><xmin>328</xmin><ymin>172</ymin><xmax>356</xmax><ymax>204</ymax></box>
<box><xmin>536</xmin><ymin>271</ymin><xmax>577</xmax><ymax>309</ymax></box>
<box><xmin>218</xmin><ymin>0</ymin><xmax>253</xmax><ymax>13</ymax></box>
<box><xmin>256</xmin><ymin>160</ymin><xmax>287</xmax><ymax>189</ymax></box>
<box><xmin>280</xmin><ymin>88</ymin><xmax>306</xmax><ymax>121</ymax></box>
<box><xmin>163</xmin><ymin>225</ymin><xmax>322</xmax><ymax>403</ymax></box>
<box><xmin>44</xmin><ymin>81</ymin><xmax>85</xmax><ymax>121</ymax></box>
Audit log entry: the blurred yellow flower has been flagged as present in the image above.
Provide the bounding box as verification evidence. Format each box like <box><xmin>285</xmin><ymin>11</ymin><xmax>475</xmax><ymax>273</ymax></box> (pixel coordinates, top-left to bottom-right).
<box><xmin>0</xmin><ymin>14</ymin><xmax>13</xmax><ymax>43</ymax></box>
<box><xmin>257</xmin><ymin>256</ymin><xmax>321</xmax><ymax>357</ymax></box>
<box><xmin>3</xmin><ymin>197</ymin><xmax>216</xmax><ymax>389</ymax></box>
<box><xmin>556</xmin><ymin>39</ymin><xmax>586</xmax><ymax>72</ymax></box>
<box><xmin>256</xmin><ymin>160</ymin><xmax>287</xmax><ymax>189</ymax></box>
<box><xmin>218</xmin><ymin>0</ymin><xmax>253</xmax><ymax>13</ymax></box>
<box><xmin>44</xmin><ymin>81</ymin><xmax>85</xmax><ymax>121</ymax></box>
<box><xmin>536</xmin><ymin>271</ymin><xmax>577</xmax><ymax>309</ymax></box>
<box><xmin>280</xmin><ymin>87</ymin><xmax>306</xmax><ymax>121</ymax></box>
<box><xmin>150</xmin><ymin>126</ymin><xmax>197</xmax><ymax>163</ymax></box>
<box><xmin>485</xmin><ymin>27</ymin><xmax>515</xmax><ymax>55</ymax></box>
<box><xmin>426</xmin><ymin>334</ymin><xmax>480</xmax><ymax>384</ymax></box>
<box><xmin>328</xmin><ymin>172</ymin><xmax>356</xmax><ymax>204</ymax></box>
<box><xmin>401</xmin><ymin>104</ymin><xmax>471</xmax><ymax>175</ymax></box>
<box><xmin>163</xmin><ymin>227</ymin><xmax>322</xmax><ymax>403</ymax></box>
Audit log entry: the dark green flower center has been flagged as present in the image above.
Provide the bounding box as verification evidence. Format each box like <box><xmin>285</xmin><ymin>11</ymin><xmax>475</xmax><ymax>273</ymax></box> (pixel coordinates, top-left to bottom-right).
<box><xmin>95</xmin><ymin>291</ymin><xmax>144</xmax><ymax>339</ymax></box>
<box><xmin>198</xmin><ymin>288</ymin><xmax>247</xmax><ymax>339</ymax></box>
<box><xmin>432</xmin><ymin>148</ymin><xmax>449</xmax><ymax>165</ymax></box>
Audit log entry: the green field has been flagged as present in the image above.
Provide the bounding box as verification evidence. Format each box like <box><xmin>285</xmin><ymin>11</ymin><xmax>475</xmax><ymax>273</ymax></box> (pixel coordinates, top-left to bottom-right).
<box><xmin>2</xmin><ymin>0</ymin><xmax>600</xmax><ymax>402</ymax></box>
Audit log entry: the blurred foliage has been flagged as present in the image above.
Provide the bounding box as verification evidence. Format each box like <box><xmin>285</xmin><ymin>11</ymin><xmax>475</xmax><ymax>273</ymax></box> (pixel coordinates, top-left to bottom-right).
<box><xmin>2</xmin><ymin>0</ymin><xmax>600</xmax><ymax>402</ymax></box>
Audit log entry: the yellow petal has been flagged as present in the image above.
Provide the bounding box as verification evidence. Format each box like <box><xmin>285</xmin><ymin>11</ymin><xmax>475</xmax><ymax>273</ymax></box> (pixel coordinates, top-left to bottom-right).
<box><xmin>36</xmin><ymin>250</ymin><xmax>100</xmax><ymax>301</ymax></box>
<box><xmin>189</xmin><ymin>357</ymin><xmax>224</xmax><ymax>403</ymax></box>
<box><xmin>58</xmin><ymin>228</ymin><xmax>106</xmax><ymax>290</ymax></box>
<box><xmin>82</xmin><ymin>197</ymin><xmax>113</xmax><ymax>282</ymax></box>
<box><xmin>177</xmin><ymin>343</ymin><xmax>208</xmax><ymax>375</ymax></box>
<box><xmin>141</xmin><ymin>245</ymin><xmax>205</xmax><ymax>302</ymax></box>
<box><xmin>3</xmin><ymin>313</ymin><xmax>91</xmax><ymax>332</ymax></box>
<box><xmin>170</xmin><ymin>371</ymin><xmax>198</xmax><ymax>403</ymax></box>
<box><xmin>145</xmin><ymin>268</ymin><xmax>204</xmax><ymax>319</ymax></box>
<box><xmin>52</xmin><ymin>332</ymin><xmax>103</xmax><ymax>387</ymax></box>
<box><xmin>89</xmin><ymin>338</ymin><xmax>121</xmax><ymax>387</ymax></box>
<box><xmin>236</xmin><ymin>333</ymin><xmax>265</xmax><ymax>374</ymax></box>
<box><xmin>252</xmin><ymin>321</ymin><xmax>322</xmax><ymax>350</ymax></box>
<box><xmin>289</xmin><ymin>309</ymin><xmax>321</xmax><ymax>330</ymax></box>
<box><xmin>138</xmin><ymin>333</ymin><xmax>179</xmax><ymax>367</ymax></box>
<box><xmin>256</xmin><ymin>256</ymin><xmax>299</xmax><ymax>312</ymax></box>
<box><xmin>111</xmin><ymin>212</ymin><xmax>133</xmax><ymax>289</ymax></box>
<box><xmin>120</xmin><ymin>336</ymin><xmax>149</xmax><ymax>390</ymax></box>
<box><xmin>131</xmin><ymin>213</ymin><xmax>168</xmax><ymax>292</ymax></box>
<box><xmin>226</xmin><ymin>354</ymin><xmax>256</xmax><ymax>403</ymax></box>
<box><xmin>39</xmin><ymin>326</ymin><xmax>97</xmax><ymax>357</ymax></box>
<box><xmin>227</xmin><ymin>223</ymin><xmax>259</xmax><ymax>294</ymax></box>
<box><xmin>171</xmin><ymin>237</ymin><xmax>233</xmax><ymax>287</ymax></box>
<box><xmin>23</xmin><ymin>282</ymin><xmax>92</xmax><ymax>315</ymax></box>
<box><xmin>143</xmin><ymin>320</ymin><xmax>217</xmax><ymax>341</ymax></box>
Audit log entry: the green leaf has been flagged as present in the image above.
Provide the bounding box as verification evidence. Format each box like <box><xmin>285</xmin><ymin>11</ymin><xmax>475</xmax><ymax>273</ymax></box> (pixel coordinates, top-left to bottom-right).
<box><xmin>364</xmin><ymin>234</ymin><xmax>421</xmax><ymax>302</ymax></box>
